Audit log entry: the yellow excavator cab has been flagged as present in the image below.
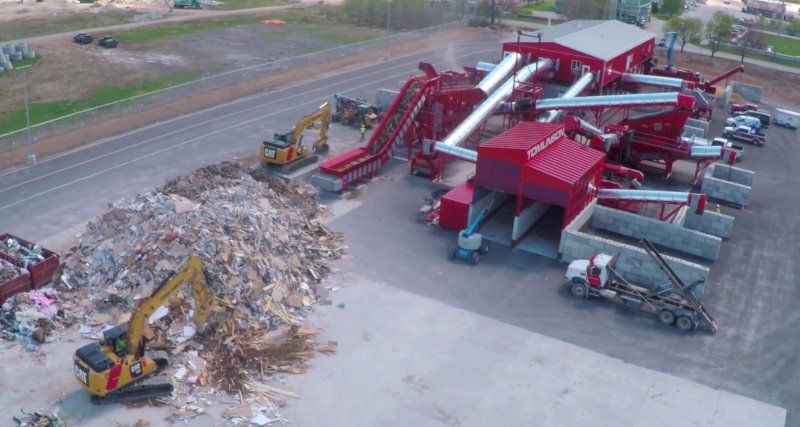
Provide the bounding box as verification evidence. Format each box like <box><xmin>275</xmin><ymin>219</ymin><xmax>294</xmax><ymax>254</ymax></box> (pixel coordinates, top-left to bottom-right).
<box><xmin>260</xmin><ymin>102</ymin><xmax>331</xmax><ymax>173</ymax></box>
<box><xmin>72</xmin><ymin>254</ymin><xmax>213</xmax><ymax>404</ymax></box>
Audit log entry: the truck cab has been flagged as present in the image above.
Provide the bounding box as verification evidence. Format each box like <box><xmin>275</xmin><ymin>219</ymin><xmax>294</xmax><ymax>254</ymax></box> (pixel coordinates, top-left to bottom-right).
<box><xmin>723</xmin><ymin>125</ymin><xmax>765</xmax><ymax>146</ymax></box>
<box><xmin>565</xmin><ymin>254</ymin><xmax>616</xmax><ymax>289</ymax></box>
<box><xmin>711</xmin><ymin>137</ymin><xmax>744</xmax><ymax>161</ymax></box>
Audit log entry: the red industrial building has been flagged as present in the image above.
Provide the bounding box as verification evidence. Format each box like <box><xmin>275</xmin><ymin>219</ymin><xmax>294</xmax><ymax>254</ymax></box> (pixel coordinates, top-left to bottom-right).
<box><xmin>439</xmin><ymin>122</ymin><xmax>605</xmax><ymax>241</ymax></box>
<box><xmin>502</xmin><ymin>20</ymin><xmax>656</xmax><ymax>92</ymax></box>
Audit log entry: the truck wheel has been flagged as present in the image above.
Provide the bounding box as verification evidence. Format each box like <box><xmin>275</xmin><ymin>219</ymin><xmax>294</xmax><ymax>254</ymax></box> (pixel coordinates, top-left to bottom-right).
<box><xmin>471</xmin><ymin>252</ymin><xmax>480</xmax><ymax>265</ymax></box>
<box><xmin>676</xmin><ymin>316</ymin><xmax>695</xmax><ymax>332</ymax></box>
<box><xmin>658</xmin><ymin>310</ymin><xmax>675</xmax><ymax>326</ymax></box>
<box><xmin>481</xmin><ymin>243</ymin><xmax>490</xmax><ymax>254</ymax></box>
<box><xmin>571</xmin><ymin>280</ymin><xmax>588</xmax><ymax>299</ymax></box>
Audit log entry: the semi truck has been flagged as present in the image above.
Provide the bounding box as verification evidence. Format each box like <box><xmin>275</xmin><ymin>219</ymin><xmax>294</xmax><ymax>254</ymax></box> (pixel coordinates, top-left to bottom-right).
<box><xmin>564</xmin><ymin>239</ymin><xmax>717</xmax><ymax>333</ymax></box>
<box><xmin>723</xmin><ymin>125</ymin><xmax>766</xmax><ymax>146</ymax></box>
<box><xmin>773</xmin><ymin>108</ymin><xmax>800</xmax><ymax>129</ymax></box>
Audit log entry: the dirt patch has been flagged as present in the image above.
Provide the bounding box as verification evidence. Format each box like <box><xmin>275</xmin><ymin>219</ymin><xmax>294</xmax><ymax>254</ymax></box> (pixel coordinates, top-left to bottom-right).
<box><xmin>661</xmin><ymin>50</ymin><xmax>800</xmax><ymax>109</ymax></box>
<box><xmin>0</xmin><ymin>28</ymin><xmax>480</xmax><ymax>169</ymax></box>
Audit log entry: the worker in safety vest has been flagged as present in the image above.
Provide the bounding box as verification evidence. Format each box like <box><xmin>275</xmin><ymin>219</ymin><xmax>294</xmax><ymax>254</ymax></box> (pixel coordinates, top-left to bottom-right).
<box><xmin>360</xmin><ymin>123</ymin><xmax>366</xmax><ymax>141</ymax></box>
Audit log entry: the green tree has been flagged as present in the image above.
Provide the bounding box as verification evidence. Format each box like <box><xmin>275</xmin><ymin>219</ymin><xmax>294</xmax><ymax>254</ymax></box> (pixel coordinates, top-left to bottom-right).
<box><xmin>706</xmin><ymin>11</ymin><xmax>734</xmax><ymax>58</ymax></box>
<box><xmin>664</xmin><ymin>16</ymin><xmax>704</xmax><ymax>52</ymax></box>
<box><xmin>661</xmin><ymin>0</ymin><xmax>685</xmax><ymax>18</ymax></box>
<box><xmin>787</xmin><ymin>19</ymin><xmax>800</xmax><ymax>37</ymax></box>
<box><xmin>737</xmin><ymin>30</ymin><xmax>766</xmax><ymax>63</ymax></box>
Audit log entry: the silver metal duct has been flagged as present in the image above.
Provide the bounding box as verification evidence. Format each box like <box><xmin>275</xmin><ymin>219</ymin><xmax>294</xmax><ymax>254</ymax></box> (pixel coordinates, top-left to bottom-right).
<box><xmin>540</xmin><ymin>72</ymin><xmax>595</xmax><ymax>123</ymax></box>
<box><xmin>476</xmin><ymin>53</ymin><xmax>523</xmax><ymax>95</ymax></box>
<box><xmin>620</xmin><ymin>73</ymin><xmax>686</xmax><ymax>90</ymax></box>
<box><xmin>690</xmin><ymin>145</ymin><xmax>723</xmax><ymax>158</ymax></box>
<box><xmin>476</xmin><ymin>62</ymin><xmax>496</xmax><ymax>72</ymax></box>
<box><xmin>436</xmin><ymin>58</ymin><xmax>554</xmax><ymax>158</ymax></box>
<box><xmin>596</xmin><ymin>189</ymin><xmax>692</xmax><ymax>203</ymax></box>
<box><xmin>536</xmin><ymin>92</ymin><xmax>681</xmax><ymax>111</ymax></box>
<box><xmin>434</xmin><ymin>144</ymin><xmax>478</xmax><ymax>162</ymax></box>
<box><xmin>572</xmin><ymin>115</ymin><xmax>604</xmax><ymax>136</ymax></box>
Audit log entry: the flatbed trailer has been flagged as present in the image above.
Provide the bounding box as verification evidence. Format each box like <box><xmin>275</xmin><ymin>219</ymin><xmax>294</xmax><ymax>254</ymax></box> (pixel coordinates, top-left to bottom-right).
<box><xmin>565</xmin><ymin>239</ymin><xmax>718</xmax><ymax>333</ymax></box>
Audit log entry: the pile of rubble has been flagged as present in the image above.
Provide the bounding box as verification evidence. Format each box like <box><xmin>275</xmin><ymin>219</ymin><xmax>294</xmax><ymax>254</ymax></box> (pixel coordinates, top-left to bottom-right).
<box><xmin>0</xmin><ymin>288</ymin><xmax>65</xmax><ymax>348</ymax></box>
<box><xmin>35</xmin><ymin>160</ymin><xmax>341</xmax><ymax>423</ymax></box>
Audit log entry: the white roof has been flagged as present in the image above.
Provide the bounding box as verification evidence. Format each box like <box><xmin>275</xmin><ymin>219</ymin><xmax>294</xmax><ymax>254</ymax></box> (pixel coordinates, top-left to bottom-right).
<box><xmin>512</xmin><ymin>20</ymin><xmax>656</xmax><ymax>61</ymax></box>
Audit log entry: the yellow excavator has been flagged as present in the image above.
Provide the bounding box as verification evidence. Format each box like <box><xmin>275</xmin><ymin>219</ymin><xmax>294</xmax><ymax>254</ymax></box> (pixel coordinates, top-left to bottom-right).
<box><xmin>73</xmin><ymin>255</ymin><xmax>214</xmax><ymax>404</ymax></box>
<box><xmin>260</xmin><ymin>101</ymin><xmax>332</xmax><ymax>174</ymax></box>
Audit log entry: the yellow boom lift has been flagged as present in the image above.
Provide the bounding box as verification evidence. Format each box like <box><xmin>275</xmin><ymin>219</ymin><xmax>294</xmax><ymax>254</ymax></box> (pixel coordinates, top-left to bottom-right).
<box><xmin>72</xmin><ymin>255</ymin><xmax>214</xmax><ymax>404</ymax></box>
<box><xmin>260</xmin><ymin>102</ymin><xmax>332</xmax><ymax>174</ymax></box>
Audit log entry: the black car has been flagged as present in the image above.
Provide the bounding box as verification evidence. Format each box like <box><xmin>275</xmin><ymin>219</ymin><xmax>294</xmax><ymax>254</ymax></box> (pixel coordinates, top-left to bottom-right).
<box><xmin>73</xmin><ymin>33</ymin><xmax>93</xmax><ymax>45</ymax></box>
<box><xmin>98</xmin><ymin>36</ymin><xmax>118</xmax><ymax>49</ymax></box>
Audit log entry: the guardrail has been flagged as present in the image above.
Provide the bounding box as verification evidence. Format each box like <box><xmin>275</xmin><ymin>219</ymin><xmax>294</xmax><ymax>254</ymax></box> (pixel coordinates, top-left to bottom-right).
<box><xmin>719</xmin><ymin>41</ymin><xmax>800</xmax><ymax>64</ymax></box>
<box><xmin>0</xmin><ymin>21</ymin><xmax>465</xmax><ymax>156</ymax></box>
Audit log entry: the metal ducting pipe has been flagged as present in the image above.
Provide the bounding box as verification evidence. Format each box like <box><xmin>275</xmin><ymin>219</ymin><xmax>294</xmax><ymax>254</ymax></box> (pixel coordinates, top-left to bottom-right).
<box><xmin>476</xmin><ymin>53</ymin><xmax>523</xmax><ymax>95</ymax></box>
<box><xmin>476</xmin><ymin>62</ymin><xmax>497</xmax><ymax>72</ymax></box>
<box><xmin>536</xmin><ymin>92</ymin><xmax>682</xmax><ymax>111</ymax></box>
<box><xmin>434</xmin><ymin>144</ymin><xmax>478</xmax><ymax>162</ymax></box>
<box><xmin>620</xmin><ymin>73</ymin><xmax>687</xmax><ymax>91</ymax></box>
<box><xmin>435</xmin><ymin>58</ymin><xmax>554</xmax><ymax>161</ymax></box>
<box><xmin>596</xmin><ymin>189</ymin><xmax>693</xmax><ymax>203</ymax></box>
<box><xmin>540</xmin><ymin>72</ymin><xmax>595</xmax><ymax>123</ymax></box>
<box><xmin>690</xmin><ymin>145</ymin><xmax>723</xmax><ymax>158</ymax></box>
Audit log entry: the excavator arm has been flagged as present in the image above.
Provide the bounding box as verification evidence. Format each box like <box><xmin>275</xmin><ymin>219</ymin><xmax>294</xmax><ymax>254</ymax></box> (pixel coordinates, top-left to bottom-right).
<box><xmin>126</xmin><ymin>254</ymin><xmax>213</xmax><ymax>357</ymax></box>
<box><xmin>292</xmin><ymin>102</ymin><xmax>332</xmax><ymax>153</ymax></box>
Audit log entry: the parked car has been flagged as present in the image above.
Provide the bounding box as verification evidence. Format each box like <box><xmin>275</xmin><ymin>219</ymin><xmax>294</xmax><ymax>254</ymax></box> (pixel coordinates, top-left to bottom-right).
<box><xmin>730</xmin><ymin>103</ymin><xmax>758</xmax><ymax>113</ymax></box>
<box><xmin>712</xmin><ymin>137</ymin><xmax>744</xmax><ymax>161</ymax></box>
<box><xmin>97</xmin><ymin>36</ymin><xmax>118</xmax><ymax>49</ymax></box>
<box><xmin>73</xmin><ymin>33</ymin><xmax>93</xmax><ymax>45</ymax></box>
<box><xmin>726</xmin><ymin>115</ymin><xmax>761</xmax><ymax>130</ymax></box>
<box><xmin>723</xmin><ymin>125</ymin><xmax>766</xmax><ymax>146</ymax></box>
<box><xmin>735</xmin><ymin>109</ymin><xmax>772</xmax><ymax>127</ymax></box>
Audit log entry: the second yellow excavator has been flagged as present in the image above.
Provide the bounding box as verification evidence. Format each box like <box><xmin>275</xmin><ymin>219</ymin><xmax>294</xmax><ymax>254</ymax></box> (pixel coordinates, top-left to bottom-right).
<box><xmin>260</xmin><ymin>102</ymin><xmax>332</xmax><ymax>174</ymax></box>
<box><xmin>72</xmin><ymin>255</ymin><xmax>214</xmax><ymax>404</ymax></box>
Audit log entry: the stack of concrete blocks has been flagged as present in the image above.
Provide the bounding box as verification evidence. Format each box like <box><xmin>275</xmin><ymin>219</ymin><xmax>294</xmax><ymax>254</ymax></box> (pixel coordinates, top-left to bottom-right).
<box><xmin>701</xmin><ymin>163</ymin><xmax>754</xmax><ymax>207</ymax></box>
<box><xmin>375</xmin><ymin>88</ymin><xmax>399</xmax><ymax>113</ymax></box>
<box><xmin>590</xmin><ymin>205</ymin><xmax>722</xmax><ymax>261</ymax></box>
<box><xmin>685</xmin><ymin>118</ymin><xmax>709</xmax><ymax>138</ymax></box>
<box><xmin>732</xmin><ymin>82</ymin><xmax>763</xmax><ymax>103</ymax></box>
<box><xmin>682</xmin><ymin>208</ymin><xmax>735</xmax><ymax>239</ymax></box>
<box><xmin>0</xmin><ymin>43</ymin><xmax>35</xmax><ymax>73</ymax></box>
<box><xmin>559</xmin><ymin>200</ymin><xmax>710</xmax><ymax>299</ymax></box>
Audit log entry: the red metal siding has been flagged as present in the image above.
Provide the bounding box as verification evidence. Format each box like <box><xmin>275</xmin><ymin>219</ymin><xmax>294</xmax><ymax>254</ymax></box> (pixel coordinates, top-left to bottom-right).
<box><xmin>504</xmin><ymin>42</ymin><xmax>605</xmax><ymax>87</ymax></box>
<box><xmin>521</xmin><ymin>137</ymin><xmax>605</xmax><ymax>227</ymax></box>
<box><xmin>475</xmin><ymin>157</ymin><xmax>523</xmax><ymax>195</ymax></box>
<box><xmin>439</xmin><ymin>182</ymin><xmax>473</xmax><ymax>231</ymax></box>
<box><xmin>478</xmin><ymin>122</ymin><xmax>566</xmax><ymax>165</ymax></box>
<box><xmin>603</xmin><ymin>39</ymin><xmax>655</xmax><ymax>88</ymax></box>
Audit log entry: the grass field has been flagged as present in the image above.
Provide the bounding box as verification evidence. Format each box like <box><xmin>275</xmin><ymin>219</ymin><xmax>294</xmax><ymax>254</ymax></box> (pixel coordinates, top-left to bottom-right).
<box><xmin>218</xmin><ymin>0</ymin><xmax>288</xmax><ymax>10</ymax></box>
<box><xmin>0</xmin><ymin>11</ymin><xmax>138</xmax><ymax>42</ymax></box>
<box><xmin>761</xmin><ymin>33</ymin><xmax>800</xmax><ymax>56</ymax></box>
<box><xmin>512</xmin><ymin>0</ymin><xmax>555</xmax><ymax>15</ymax></box>
<box><xmin>111</xmin><ymin>15</ymin><xmax>270</xmax><ymax>43</ymax></box>
<box><xmin>0</xmin><ymin>71</ymin><xmax>197</xmax><ymax>135</ymax></box>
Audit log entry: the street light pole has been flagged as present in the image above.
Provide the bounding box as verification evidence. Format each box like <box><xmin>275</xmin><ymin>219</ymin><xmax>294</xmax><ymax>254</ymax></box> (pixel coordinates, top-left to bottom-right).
<box><xmin>19</xmin><ymin>65</ymin><xmax>35</xmax><ymax>166</ymax></box>
<box><xmin>383</xmin><ymin>0</ymin><xmax>391</xmax><ymax>62</ymax></box>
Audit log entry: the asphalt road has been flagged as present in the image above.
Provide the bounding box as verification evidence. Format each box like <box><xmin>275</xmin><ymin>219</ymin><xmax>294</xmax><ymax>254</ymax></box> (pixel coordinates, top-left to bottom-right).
<box><xmin>0</xmin><ymin>35</ymin><xmax>502</xmax><ymax>239</ymax></box>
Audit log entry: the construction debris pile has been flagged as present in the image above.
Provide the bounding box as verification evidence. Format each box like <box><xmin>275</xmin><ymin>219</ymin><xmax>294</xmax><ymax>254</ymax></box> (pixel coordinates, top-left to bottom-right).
<box><xmin>0</xmin><ymin>288</ymin><xmax>65</xmax><ymax>347</ymax></box>
<box><xmin>56</xmin><ymin>160</ymin><xmax>343</xmax><ymax>423</ymax></box>
<box><xmin>0</xmin><ymin>237</ymin><xmax>46</xmax><ymax>268</ymax></box>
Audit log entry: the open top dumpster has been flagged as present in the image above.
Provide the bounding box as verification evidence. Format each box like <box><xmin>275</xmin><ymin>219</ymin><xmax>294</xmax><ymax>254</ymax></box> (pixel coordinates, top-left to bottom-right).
<box><xmin>0</xmin><ymin>234</ymin><xmax>61</xmax><ymax>289</ymax></box>
<box><xmin>0</xmin><ymin>259</ymin><xmax>31</xmax><ymax>304</ymax></box>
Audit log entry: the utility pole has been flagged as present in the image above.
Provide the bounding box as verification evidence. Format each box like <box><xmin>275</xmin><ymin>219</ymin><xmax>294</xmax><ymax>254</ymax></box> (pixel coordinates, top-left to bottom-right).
<box><xmin>383</xmin><ymin>0</ymin><xmax>392</xmax><ymax>62</ymax></box>
<box><xmin>19</xmin><ymin>65</ymin><xmax>35</xmax><ymax>166</ymax></box>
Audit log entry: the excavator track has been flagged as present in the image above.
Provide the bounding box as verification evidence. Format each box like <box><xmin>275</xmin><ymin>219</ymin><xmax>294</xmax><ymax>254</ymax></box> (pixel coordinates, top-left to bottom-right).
<box><xmin>91</xmin><ymin>375</ymin><xmax>175</xmax><ymax>405</ymax></box>
<box><xmin>280</xmin><ymin>154</ymin><xmax>319</xmax><ymax>175</ymax></box>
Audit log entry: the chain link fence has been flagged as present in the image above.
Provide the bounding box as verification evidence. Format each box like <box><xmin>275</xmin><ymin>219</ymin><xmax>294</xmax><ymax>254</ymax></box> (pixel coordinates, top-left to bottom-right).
<box><xmin>0</xmin><ymin>21</ymin><xmax>465</xmax><ymax>157</ymax></box>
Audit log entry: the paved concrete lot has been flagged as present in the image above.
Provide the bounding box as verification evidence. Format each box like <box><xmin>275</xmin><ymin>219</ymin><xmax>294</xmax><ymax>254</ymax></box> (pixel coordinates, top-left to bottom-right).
<box><xmin>281</xmin><ymin>271</ymin><xmax>786</xmax><ymax>426</ymax></box>
<box><xmin>323</xmin><ymin>101</ymin><xmax>799</xmax><ymax>426</ymax></box>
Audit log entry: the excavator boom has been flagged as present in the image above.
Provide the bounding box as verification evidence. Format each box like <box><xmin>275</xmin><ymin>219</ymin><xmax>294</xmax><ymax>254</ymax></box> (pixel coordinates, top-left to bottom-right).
<box><xmin>127</xmin><ymin>254</ymin><xmax>212</xmax><ymax>356</ymax></box>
